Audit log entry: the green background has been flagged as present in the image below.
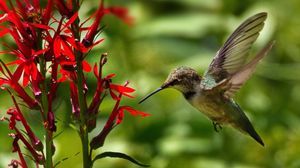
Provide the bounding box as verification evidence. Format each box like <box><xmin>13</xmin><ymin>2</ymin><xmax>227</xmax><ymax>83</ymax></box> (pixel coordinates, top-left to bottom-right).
<box><xmin>1</xmin><ymin>0</ymin><xmax>300</xmax><ymax>167</ymax></box>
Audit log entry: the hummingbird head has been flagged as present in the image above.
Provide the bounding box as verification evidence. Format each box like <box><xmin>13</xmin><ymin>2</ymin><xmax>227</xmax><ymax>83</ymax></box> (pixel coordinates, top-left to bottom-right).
<box><xmin>139</xmin><ymin>66</ymin><xmax>201</xmax><ymax>104</ymax></box>
<box><xmin>162</xmin><ymin>66</ymin><xmax>201</xmax><ymax>91</ymax></box>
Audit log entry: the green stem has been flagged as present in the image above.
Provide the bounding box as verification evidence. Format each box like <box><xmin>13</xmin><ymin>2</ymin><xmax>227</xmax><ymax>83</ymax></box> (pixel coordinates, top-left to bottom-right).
<box><xmin>76</xmin><ymin>56</ymin><xmax>91</xmax><ymax>168</ymax></box>
<box><xmin>72</xmin><ymin>13</ymin><xmax>92</xmax><ymax>166</ymax></box>
<box><xmin>36</xmin><ymin>27</ymin><xmax>53</xmax><ymax>167</ymax></box>
<box><xmin>80</xmin><ymin>125</ymin><xmax>90</xmax><ymax>168</ymax></box>
<box><xmin>70</xmin><ymin>3</ymin><xmax>92</xmax><ymax>165</ymax></box>
<box><xmin>45</xmin><ymin>130</ymin><xmax>53</xmax><ymax>168</ymax></box>
<box><xmin>39</xmin><ymin>56</ymin><xmax>53</xmax><ymax>168</ymax></box>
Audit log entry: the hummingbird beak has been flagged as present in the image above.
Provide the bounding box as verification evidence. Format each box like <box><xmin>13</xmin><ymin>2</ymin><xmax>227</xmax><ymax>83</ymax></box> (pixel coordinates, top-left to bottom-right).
<box><xmin>138</xmin><ymin>87</ymin><xmax>165</xmax><ymax>104</ymax></box>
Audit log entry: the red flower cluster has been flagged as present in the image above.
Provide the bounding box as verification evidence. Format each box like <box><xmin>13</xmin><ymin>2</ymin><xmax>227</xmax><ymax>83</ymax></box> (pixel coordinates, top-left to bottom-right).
<box><xmin>0</xmin><ymin>0</ymin><xmax>148</xmax><ymax>167</ymax></box>
<box><xmin>89</xmin><ymin>55</ymin><xmax>150</xmax><ymax>149</ymax></box>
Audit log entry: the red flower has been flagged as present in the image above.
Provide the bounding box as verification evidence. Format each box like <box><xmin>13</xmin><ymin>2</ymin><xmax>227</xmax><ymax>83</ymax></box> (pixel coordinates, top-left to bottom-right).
<box><xmin>0</xmin><ymin>61</ymin><xmax>38</xmax><ymax>108</ymax></box>
<box><xmin>8</xmin><ymin>159</ymin><xmax>22</xmax><ymax>168</ymax></box>
<box><xmin>82</xmin><ymin>0</ymin><xmax>105</xmax><ymax>47</ymax></box>
<box><xmin>0</xmin><ymin>0</ymin><xmax>55</xmax><ymax>88</ymax></box>
<box><xmin>116</xmin><ymin>106</ymin><xmax>150</xmax><ymax>125</ymax></box>
<box><xmin>109</xmin><ymin>83</ymin><xmax>135</xmax><ymax>100</ymax></box>
<box><xmin>0</xmin><ymin>0</ymin><xmax>52</xmax><ymax>47</ymax></box>
<box><xmin>87</xmin><ymin>54</ymin><xmax>135</xmax><ymax>129</ymax></box>
<box><xmin>0</xmin><ymin>0</ymin><xmax>149</xmax><ymax>167</ymax></box>
<box><xmin>7</xmin><ymin>92</ymin><xmax>43</xmax><ymax>151</ymax></box>
<box><xmin>42</xmin><ymin>0</ymin><xmax>54</xmax><ymax>25</ymax></box>
<box><xmin>107</xmin><ymin>7</ymin><xmax>134</xmax><ymax>25</ymax></box>
<box><xmin>82</xmin><ymin>0</ymin><xmax>133</xmax><ymax>47</ymax></box>
<box><xmin>9</xmin><ymin>134</ymin><xmax>28</xmax><ymax>168</ymax></box>
<box><xmin>4</xmin><ymin>48</ymin><xmax>45</xmax><ymax>87</ymax></box>
<box><xmin>90</xmin><ymin>80</ymin><xmax>150</xmax><ymax>149</ymax></box>
<box><xmin>13</xmin><ymin>129</ymin><xmax>44</xmax><ymax>164</ymax></box>
<box><xmin>87</xmin><ymin>55</ymin><xmax>107</xmax><ymax>131</ymax></box>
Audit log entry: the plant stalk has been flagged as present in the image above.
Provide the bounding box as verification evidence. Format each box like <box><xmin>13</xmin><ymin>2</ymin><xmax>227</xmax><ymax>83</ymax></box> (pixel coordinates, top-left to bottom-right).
<box><xmin>39</xmin><ymin>56</ymin><xmax>53</xmax><ymax>168</ymax></box>
<box><xmin>37</xmin><ymin>27</ymin><xmax>53</xmax><ymax>167</ymax></box>
<box><xmin>72</xmin><ymin>13</ymin><xmax>92</xmax><ymax>167</ymax></box>
<box><xmin>76</xmin><ymin>51</ymin><xmax>91</xmax><ymax>168</ymax></box>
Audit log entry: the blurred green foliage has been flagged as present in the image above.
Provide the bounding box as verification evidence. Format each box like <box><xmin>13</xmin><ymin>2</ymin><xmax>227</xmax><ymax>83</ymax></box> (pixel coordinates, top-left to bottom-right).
<box><xmin>1</xmin><ymin>0</ymin><xmax>300</xmax><ymax>167</ymax></box>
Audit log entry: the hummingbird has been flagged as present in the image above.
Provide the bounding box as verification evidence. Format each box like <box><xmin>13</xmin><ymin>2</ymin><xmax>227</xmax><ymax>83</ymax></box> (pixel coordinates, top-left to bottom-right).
<box><xmin>139</xmin><ymin>12</ymin><xmax>274</xmax><ymax>146</ymax></box>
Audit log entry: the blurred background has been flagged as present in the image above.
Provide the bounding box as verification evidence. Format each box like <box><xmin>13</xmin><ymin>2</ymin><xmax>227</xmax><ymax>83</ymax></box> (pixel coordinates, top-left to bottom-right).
<box><xmin>1</xmin><ymin>0</ymin><xmax>300</xmax><ymax>167</ymax></box>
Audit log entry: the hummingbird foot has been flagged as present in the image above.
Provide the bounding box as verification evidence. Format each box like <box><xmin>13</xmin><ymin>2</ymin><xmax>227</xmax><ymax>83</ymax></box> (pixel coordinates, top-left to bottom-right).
<box><xmin>212</xmin><ymin>122</ymin><xmax>222</xmax><ymax>132</ymax></box>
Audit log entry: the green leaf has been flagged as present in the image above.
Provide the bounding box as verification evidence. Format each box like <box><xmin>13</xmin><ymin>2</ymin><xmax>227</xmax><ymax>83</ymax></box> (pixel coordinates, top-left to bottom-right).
<box><xmin>54</xmin><ymin>152</ymin><xmax>80</xmax><ymax>168</ymax></box>
<box><xmin>92</xmin><ymin>151</ymin><xmax>150</xmax><ymax>167</ymax></box>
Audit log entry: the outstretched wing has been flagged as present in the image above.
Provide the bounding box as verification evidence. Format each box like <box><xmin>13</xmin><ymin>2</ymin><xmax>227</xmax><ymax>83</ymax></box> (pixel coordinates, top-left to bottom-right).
<box><xmin>221</xmin><ymin>41</ymin><xmax>274</xmax><ymax>98</ymax></box>
<box><xmin>200</xmin><ymin>12</ymin><xmax>269</xmax><ymax>96</ymax></box>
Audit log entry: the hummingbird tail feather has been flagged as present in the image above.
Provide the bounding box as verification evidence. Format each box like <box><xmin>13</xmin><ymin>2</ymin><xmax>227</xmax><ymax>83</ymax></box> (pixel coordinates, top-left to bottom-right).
<box><xmin>232</xmin><ymin>102</ymin><xmax>265</xmax><ymax>146</ymax></box>
<box><xmin>241</xmin><ymin>119</ymin><xmax>265</xmax><ymax>146</ymax></box>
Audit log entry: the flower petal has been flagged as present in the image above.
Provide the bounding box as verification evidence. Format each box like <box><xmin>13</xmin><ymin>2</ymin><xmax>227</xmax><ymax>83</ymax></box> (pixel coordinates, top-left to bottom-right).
<box><xmin>116</xmin><ymin>108</ymin><xmax>124</xmax><ymax>124</ymax></box>
<box><xmin>119</xmin><ymin>106</ymin><xmax>150</xmax><ymax>117</ymax></box>
<box><xmin>105</xmin><ymin>73</ymin><xmax>116</xmax><ymax>79</ymax></box>
<box><xmin>61</xmin><ymin>11</ymin><xmax>78</xmax><ymax>31</ymax></box>
<box><xmin>82</xmin><ymin>60</ymin><xmax>92</xmax><ymax>72</ymax></box>
<box><xmin>0</xmin><ymin>28</ymin><xmax>10</xmax><ymax>37</ymax></box>
<box><xmin>108</xmin><ymin>7</ymin><xmax>134</xmax><ymax>25</ymax></box>
<box><xmin>93</xmin><ymin>63</ymin><xmax>98</xmax><ymax>78</ymax></box>
<box><xmin>109</xmin><ymin>89</ymin><xmax>119</xmax><ymax>100</ymax></box>
<box><xmin>110</xmin><ymin>84</ymin><xmax>135</xmax><ymax>93</ymax></box>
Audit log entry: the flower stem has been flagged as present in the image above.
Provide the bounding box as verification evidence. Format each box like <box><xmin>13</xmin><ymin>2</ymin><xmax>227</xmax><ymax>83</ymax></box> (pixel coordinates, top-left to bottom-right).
<box><xmin>39</xmin><ymin>55</ymin><xmax>53</xmax><ymax>168</ymax></box>
<box><xmin>45</xmin><ymin>130</ymin><xmax>53</xmax><ymax>168</ymax></box>
<box><xmin>76</xmin><ymin>52</ymin><xmax>91</xmax><ymax>168</ymax></box>
<box><xmin>80</xmin><ymin>125</ymin><xmax>90</xmax><ymax>168</ymax></box>
<box><xmin>78</xmin><ymin>68</ymin><xmax>91</xmax><ymax>167</ymax></box>
<box><xmin>37</xmin><ymin>27</ymin><xmax>53</xmax><ymax>167</ymax></box>
<box><xmin>72</xmin><ymin>14</ymin><xmax>92</xmax><ymax>166</ymax></box>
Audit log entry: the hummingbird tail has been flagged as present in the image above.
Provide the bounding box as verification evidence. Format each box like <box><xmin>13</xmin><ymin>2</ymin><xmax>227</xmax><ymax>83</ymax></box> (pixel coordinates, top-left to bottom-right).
<box><xmin>241</xmin><ymin>119</ymin><xmax>265</xmax><ymax>146</ymax></box>
<box><xmin>232</xmin><ymin>102</ymin><xmax>265</xmax><ymax>146</ymax></box>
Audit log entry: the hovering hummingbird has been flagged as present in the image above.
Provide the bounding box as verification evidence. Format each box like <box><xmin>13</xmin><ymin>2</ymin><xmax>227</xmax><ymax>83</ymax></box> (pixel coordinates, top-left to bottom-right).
<box><xmin>139</xmin><ymin>12</ymin><xmax>274</xmax><ymax>146</ymax></box>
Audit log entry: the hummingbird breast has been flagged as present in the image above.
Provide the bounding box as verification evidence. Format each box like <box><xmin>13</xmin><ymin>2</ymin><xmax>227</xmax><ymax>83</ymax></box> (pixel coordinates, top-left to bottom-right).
<box><xmin>187</xmin><ymin>90</ymin><xmax>232</xmax><ymax>124</ymax></box>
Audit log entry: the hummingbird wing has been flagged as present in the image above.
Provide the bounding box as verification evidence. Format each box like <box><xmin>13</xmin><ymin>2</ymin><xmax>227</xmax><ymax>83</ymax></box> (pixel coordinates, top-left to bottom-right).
<box><xmin>201</xmin><ymin>12</ymin><xmax>269</xmax><ymax>97</ymax></box>
<box><xmin>221</xmin><ymin>41</ymin><xmax>274</xmax><ymax>98</ymax></box>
